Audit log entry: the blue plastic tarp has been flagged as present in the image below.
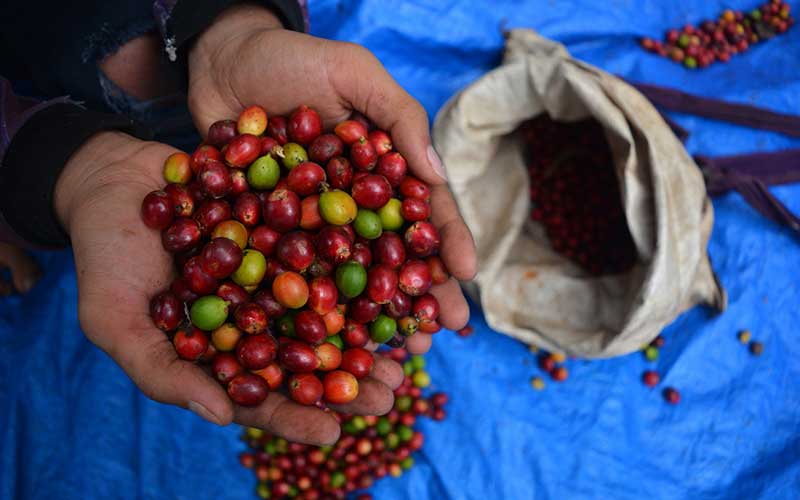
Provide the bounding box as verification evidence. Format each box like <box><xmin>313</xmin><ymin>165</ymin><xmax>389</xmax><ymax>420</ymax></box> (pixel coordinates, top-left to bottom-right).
<box><xmin>2</xmin><ymin>1</ymin><xmax>800</xmax><ymax>499</ymax></box>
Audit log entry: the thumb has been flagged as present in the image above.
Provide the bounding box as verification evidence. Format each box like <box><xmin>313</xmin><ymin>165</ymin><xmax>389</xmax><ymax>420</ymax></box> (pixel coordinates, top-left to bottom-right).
<box><xmin>330</xmin><ymin>44</ymin><xmax>447</xmax><ymax>186</ymax></box>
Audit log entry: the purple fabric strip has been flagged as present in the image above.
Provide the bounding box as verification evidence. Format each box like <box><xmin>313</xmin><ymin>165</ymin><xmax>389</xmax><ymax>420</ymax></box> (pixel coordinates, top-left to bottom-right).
<box><xmin>625</xmin><ymin>79</ymin><xmax>800</xmax><ymax>236</ymax></box>
<box><xmin>660</xmin><ymin>113</ymin><xmax>690</xmax><ymax>142</ymax></box>
<box><xmin>736</xmin><ymin>178</ymin><xmax>800</xmax><ymax>235</ymax></box>
<box><xmin>695</xmin><ymin>150</ymin><xmax>800</xmax><ymax>236</ymax></box>
<box><xmin>631</xmin><ymin>81</ymin><xmax>800</xmax><ymax>138</ymax></box>
<box><xmin>696</xmin><ymin>149</ymin><xmax>800</xmax><ymax>196</ymax></box>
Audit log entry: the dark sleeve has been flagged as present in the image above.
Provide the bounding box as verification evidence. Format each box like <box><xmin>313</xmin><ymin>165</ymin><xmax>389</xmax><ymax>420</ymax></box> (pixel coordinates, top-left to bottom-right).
<box><xmin>153</xmin><ymin>0</ymin><xmax>308</xmax><ymax>62</ymax></box>
<box><xmin>0</xmin><ymin>1</ymin><xmax>308</xmax><ymax>110</ymax></box>
<box><xmin>0</xmin><ymin>0</ymin><xmax>157</xmax><ymax>111</ymax></box>
<box><xmin>0</xmin><ymin>77</ymin><xmax>150</xmax><ymax>249</ymax></box>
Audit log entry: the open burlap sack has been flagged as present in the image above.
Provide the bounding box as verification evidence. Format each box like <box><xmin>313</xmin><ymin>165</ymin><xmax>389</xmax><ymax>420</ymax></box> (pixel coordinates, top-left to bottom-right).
<box><xmin>432</xmin><ymin>29</ymin><xmax>726</xmax><ymax>358</ymax></box>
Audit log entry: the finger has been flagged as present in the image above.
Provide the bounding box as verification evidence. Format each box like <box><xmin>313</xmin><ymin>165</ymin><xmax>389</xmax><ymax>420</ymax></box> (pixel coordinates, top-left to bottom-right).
<box><xmin>188</xmin><ymin>89</ymin><xmax>236</xmax><ymax>142</ymax></box>
<box><xmin>430</xmin><ymin>278</ymin><xmax>470</xmax><ymax>331</ymax></box>
<box><xmin>430</xmin><ymin>184</ymin><xmax>477</xmax><ymax>281</ymax></box>
<box><xmin>97</xmin><ymin>326</ymin><xmax>235</xmax><ymax>426</ymax></box>
<box><xmin>330</xmin><ymin>44</ymin><xmax>446</xmax><ymax>186</ymax></box>
<box><xmin>406</xmin><ymin>333</ymin><xmax>432</xmax><ymax>355</ymax></box>
<box><xmin>234</xmin><ymin>392</ymin><xmax>341</xmax><ymax>446</ymax></box>
<box><xmin>364</xmin><ymin>327</ymin><xmax>433</xmax><ymax>355</ymax></box>
<box><xmin>328</xmin><ymin>377</ymin><xmax>394</xmax><ymax>416</ymax></box>
<box><xmin>371</xmin><ymin>354</ymin><xmax>404</xmax><ymax>390</ymax></box>
<box><xmin>0</xmin><ymin>243</ymin><xmax>40</xmax><ymax>293</ymax></box>
<box><xmin>335</xmin><ymin>46</ymin><xmax>477</xmax><ymax>281</ymax></box>
<box><xmin>319</xmin><ymin>348</ymin><xmax>402</xmax><ymax>388</ymax></box>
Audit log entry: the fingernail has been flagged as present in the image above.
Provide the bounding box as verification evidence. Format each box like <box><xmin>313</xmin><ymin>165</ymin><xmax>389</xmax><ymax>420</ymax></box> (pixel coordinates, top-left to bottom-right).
<box><xmin>189</xmin><ymin>401</ymin><xmax>223</xmax><ymax>425</ymax></box>
<box><xmin>427</xmin><ymin>145</ymin><xmax>447</xmax><ymax>181</ymax></box>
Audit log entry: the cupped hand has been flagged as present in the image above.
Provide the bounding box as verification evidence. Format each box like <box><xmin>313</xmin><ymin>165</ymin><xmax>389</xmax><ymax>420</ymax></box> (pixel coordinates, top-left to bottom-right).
<box><xmin>54</xmin><ymin>132</ymin><xmax>404</xmax><ymax>444</ymax></box>
<box><xmin>187</xmin><ymin>5</ymin><xmax>477</xmax><ymax>354</ymax></box>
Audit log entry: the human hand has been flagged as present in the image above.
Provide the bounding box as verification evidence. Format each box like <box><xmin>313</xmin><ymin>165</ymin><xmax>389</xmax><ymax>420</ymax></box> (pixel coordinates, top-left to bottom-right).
<box><xmin>187</xmin><ymin>4</ymin><xmax>477</xmax><ymax>355</ymax></box>
<box><xmin>0</xmin><ymin>242</ymin><xmax>40</xmax><ymax>295</ymax></box>
<box><xmin>54</xmin><ymin>132</ymin><xmax>404</xmax><ymax>444</ymax></box>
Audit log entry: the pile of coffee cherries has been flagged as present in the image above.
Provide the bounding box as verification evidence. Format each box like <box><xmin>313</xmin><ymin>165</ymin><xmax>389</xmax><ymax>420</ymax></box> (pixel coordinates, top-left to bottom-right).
<box><xmin>641</xmin><ymin>0</ymin><xmax>794</xmax><ymax>69</ymax></box>
<box><xmin>638</xmin><ymin>335</ymin><xmax>679</xmax><ymax>404</ymax></box>
<box><xmin>521</xmin><ymin>115</ymin><xmax>637</xmax><ymax>275</ymax></box>
<box><xmin>144</xmin><ymin>104</ymin><xmax>448</xmax><ymax>408</ymax></box>
<box><xmin>238</xmin><ymin>349</ymin><xmax>448</xmax><ymax>500</ymax></box>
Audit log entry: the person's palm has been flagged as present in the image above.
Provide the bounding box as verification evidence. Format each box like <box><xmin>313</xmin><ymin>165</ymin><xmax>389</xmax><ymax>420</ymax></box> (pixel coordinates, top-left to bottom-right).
<box><xmin>188</xmin><ymin>7</ymin><xmax>477</xmax><ymax>354</ymax></box>
<box><xmin>58</xmin><ymin>133</ymin><xmax>404</xmax><ymax>445</ymax></box>
<box><xmin>66</xmin><ymin>137</ymin><xmax>182</xmax><ymax>402</ymax></box>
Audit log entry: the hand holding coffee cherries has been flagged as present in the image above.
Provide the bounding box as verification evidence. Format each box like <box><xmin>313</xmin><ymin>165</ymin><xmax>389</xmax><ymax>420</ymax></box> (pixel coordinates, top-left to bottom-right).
<box><xmin>186</xmin><ymin>5</ymin><xmax>477</xmax><ymax>347</ymax></box>
<box><xmin>142</xmin><ymin>102</ymin><xmax>468</xmax><ymax>444</ymax></box>
<box><xmin>53</xmin><ymin>5</ymin><xmax>475</xmax><ymax>444</ymax></box>
<box><xmin>50</xmin><ymin>129</ymin><xmax>398</xmax><ymax>445</ymax></box>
